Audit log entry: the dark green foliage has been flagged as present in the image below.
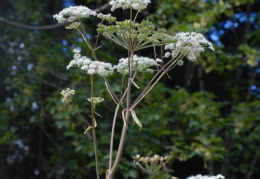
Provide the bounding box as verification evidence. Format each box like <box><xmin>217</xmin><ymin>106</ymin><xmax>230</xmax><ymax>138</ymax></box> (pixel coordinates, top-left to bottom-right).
<box><xmin>1</xmin><ymin>0</ymin><xmax>260</xmax><ymax>179</ymax></box>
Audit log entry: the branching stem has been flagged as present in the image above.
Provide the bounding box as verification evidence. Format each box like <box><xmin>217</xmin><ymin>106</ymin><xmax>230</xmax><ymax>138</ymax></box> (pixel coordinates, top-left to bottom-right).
<box><xmin>130</xmin><ymin>53</ymin><xmax>185</xmax><ymax>110</ymax></box>
<box><xmin>109</xmin><ymin>103</ymin><xmax>121</xmax><ymax>169</ymax></box>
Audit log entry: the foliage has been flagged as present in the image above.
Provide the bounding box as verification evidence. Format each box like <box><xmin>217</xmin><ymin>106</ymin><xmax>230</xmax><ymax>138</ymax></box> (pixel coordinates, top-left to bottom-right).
<box><xmin>0</xmin><ymin>0</ymin><xmax>260</xmax><ymax>179</ymax></box>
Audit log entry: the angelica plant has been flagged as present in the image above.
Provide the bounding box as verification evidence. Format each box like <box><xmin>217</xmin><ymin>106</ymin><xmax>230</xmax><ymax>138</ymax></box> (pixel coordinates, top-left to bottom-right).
<box><xmin>53</xmin><ymin>1</ymin><xmax>215</xmax><ymax>179</ymax></box>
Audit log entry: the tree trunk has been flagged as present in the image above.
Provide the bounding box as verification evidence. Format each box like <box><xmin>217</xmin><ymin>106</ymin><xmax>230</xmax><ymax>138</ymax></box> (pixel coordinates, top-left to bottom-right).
<box><xmin>0</xmin><ymin>144</ymin><xmax>9</xmax><ymax>179</ymax></box>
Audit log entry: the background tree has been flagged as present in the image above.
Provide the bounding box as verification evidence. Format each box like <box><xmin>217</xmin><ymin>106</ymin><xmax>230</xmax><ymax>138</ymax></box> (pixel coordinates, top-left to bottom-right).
<box><xmin>0</xmin><ymin>0</ymin><xmax>259</xmax><ymax>179</ymax></box>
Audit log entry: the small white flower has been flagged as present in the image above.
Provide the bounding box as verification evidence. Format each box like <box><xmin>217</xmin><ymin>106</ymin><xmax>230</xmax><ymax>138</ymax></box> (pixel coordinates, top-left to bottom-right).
<box><xmin>87</xmin><ymin>69</ymin><xmax>96</xmax><ymax>75</ymax></box>
<box><xmin>73</xmin><ymin>48</ymin><xmax>80</xmax><ymax>54</ymax></box>
<box><xmin>81</xmin><ymin>65</ymin><xmax>89</xmax><ymax>71</ymax></box>
<box><xmin>89</xmin><ymin>63</ymin><xmax>97</xmax><ymax>69</ymax></box>
<box><xmin>109</xmin><ymin>0</ymin><xmax>151</xmax><ymax>11</ymax></box>
<box><xmin>53</xmin><ymin>6</ymin><xmax>96</xmax><ymax>23</ymax></box>
<box><xmin>60</xmin><ymin>88</ymin><xmax>75</xmax><ymax>102</ymax></box>
<box><xmin>177</xmin><ymin>60</ymin><xmax>184</xmax><ymax>66</ymax></box>
<box><xmin>73</xmin><ymin>53</ymin><xmax>81</xmax><ymax>59</ymax></box>
<box><xmin>164</xmin><ymin>52</ymin><xmax>171</xmax><ymax>58</ymax></box>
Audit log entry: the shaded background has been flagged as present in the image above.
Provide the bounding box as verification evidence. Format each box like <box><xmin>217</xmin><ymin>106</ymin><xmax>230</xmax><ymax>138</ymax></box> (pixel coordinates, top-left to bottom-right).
<box><xmin>1</xmin><ymin>0</ymin><xmax>260</xmax><ymax>178</ymax></box>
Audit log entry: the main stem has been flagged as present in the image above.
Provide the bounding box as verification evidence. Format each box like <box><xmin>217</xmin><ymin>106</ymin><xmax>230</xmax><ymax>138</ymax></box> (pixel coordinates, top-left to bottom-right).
<box><xmin>92</xmin><ymin>128</ymin><xmax>100</xmax><ymax>179</ymax></box>
<box><xmin>91</xmin><ymin>75</ymin><xmax>100</xmax><ymax>179</ymax></box>
<box><xmin>108</xmin><ymin>8</ymin><xmax>134</xmax><ymax>179</ymax></box>
<box><xmin>108</xmin><ymin>51</ymin><xmax>134</xmax><ymax>179</ymax></box>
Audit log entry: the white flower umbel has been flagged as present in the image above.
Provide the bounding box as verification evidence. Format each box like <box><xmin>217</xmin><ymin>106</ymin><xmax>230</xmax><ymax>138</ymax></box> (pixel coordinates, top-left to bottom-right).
<box><xmin>113</xmin><ymin>55</ymin><xmax>161</xmax><ymax>75</ymax></box>
<box><xmin>186</xmin><ymin>174</ymin><xmax>225</xmax><ymax>179</ymax></box>
<box><xmin>67</xmin><ymin>49</ymin><xmax>113</xmax><ymax>77</ymax></box>
<box><xmin>87</xmin><ymin>97</ymin><xmax>104</xmax><ymax>104</ymax></box>
<box><xmin>109</xmin><ymin>0</ymin><xmax>151</xmax><ymax>12</ymax></box>
<box><xmin>133</xmin><ymin>154</ymin><xmax>172</xmax><ymax>177</ymax></box>
<box><xmin>53</xmin><ymin>6</ymin><xmax>96</xmax><ymax>23</ymax></box>
<box><xmin>87</xmin><ymin>97</ymin><xmax>104</xmax><ymax>109</ymax></box>
<box><xmin>165</xmin><ymin>32</ymin><xmax>214</xmax><ymax>62</ymax></box>
<box><xmin>61</xmin><ymin>88</ymin><xmax>75</xmax><ymax>102</ymax></box>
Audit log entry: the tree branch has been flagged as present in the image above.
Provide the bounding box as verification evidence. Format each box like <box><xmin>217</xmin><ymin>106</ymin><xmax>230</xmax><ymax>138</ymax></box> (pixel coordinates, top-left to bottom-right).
<box><xmin>0</xmin><ymin>16</ymin><xmax>68</xmax><ymax>30</ymax></box>
<box><xmin>0</xmin><ymin>3</ymin><xmax>109</xmax><ymax>31</ymax></box>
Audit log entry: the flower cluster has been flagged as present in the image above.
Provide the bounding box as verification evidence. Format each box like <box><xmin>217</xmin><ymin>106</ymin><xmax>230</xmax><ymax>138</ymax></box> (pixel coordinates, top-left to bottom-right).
<box><xmin>97</xmin><ymin>13</ymin><xmax>116</xmax><ymax>23</ymax></box>
<box><xmin>109</xmin><ymin>0</ymin><xmax>151</xmax><ymax>11</ymax></box>
<box><xmin>97</xmin><ymin>20</ymin><xmax>171</xmax><ymax>51</ymax></box>
<box><xmin>165</xmin><ymin>32</ymin><xmax>214</xmax><ymax>62</ymax></box>
<box><xmin>60</xmin><ymin>88</ymin><xmax>75</xmax><ymax>102</ymax></box>
<box><xmin>53</xmin><ymin>6</ymin><xmax>96</xmax><ymax>23</ymax></box>
<box><xmin>133</xmin><ymin>154</ymin><xmax>172</xmax><ymax>164</ymax></box>
<box><xmin>67</xmin><ymin>49</ymin><xmax>113</xmax><ymax>77</ymax></box>
<box><xmin>186</xmin><ymin>174</ymin><xmax>225</xmax><ymax>179</ymax></box>
<box><xmin>133</xmin><ymin>154</ymin><xmax>172</xmax><ymax>176</ymax></box>
<box><xmin>87</xmin><ymin>97</ymin><xmax>104</xmax><ymax>108</ymax></box>
<box><xmin>113</xmin><ymin>55</ymin><xmax>161</xmax><ymax>75</ymax></box>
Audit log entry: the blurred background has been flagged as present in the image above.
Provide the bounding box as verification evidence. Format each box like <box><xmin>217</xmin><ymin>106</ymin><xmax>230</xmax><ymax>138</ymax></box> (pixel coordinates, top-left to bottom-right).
<box><xmin>1</xmin><ymin>0</ymin><xmax>260</xmax><ymax>178</ymax></box>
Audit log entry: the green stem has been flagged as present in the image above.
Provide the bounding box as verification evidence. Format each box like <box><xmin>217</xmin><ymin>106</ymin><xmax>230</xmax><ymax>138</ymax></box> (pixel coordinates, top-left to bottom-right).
<box><xmin>109</xmin><ymin>103</ymin><xmax>121</xmax><ymax>170</ymax></box>
<box><xmin>120</xmin><ymin>75</ymin><xmax>125</xmax><ymax>99</ymax></box>
<box><xmin>133</xmin><ymin>11</ymin><xmax>139</xmax><ymax>22</ymax></box>
<box><xmin>94</xmin><ymin>20</ymin><xmax>104</xmax><ymax>49</ymax></box>
<box><xmin>92</xmin><ymin>128</ymin><xmax>100</xmax><ymax>179</ymax></box>
<box><xmin>90</xmin><ymin>75</ymin><xmax>100</xmax><ymax>179</ymax></box>
<box><xmin>79</xmin><ymin>20</ymin><xmax>93</xmax><ymax>50</ymax></box>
